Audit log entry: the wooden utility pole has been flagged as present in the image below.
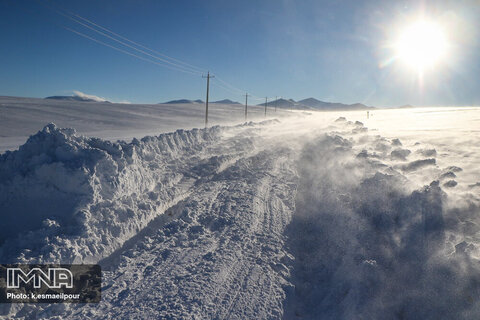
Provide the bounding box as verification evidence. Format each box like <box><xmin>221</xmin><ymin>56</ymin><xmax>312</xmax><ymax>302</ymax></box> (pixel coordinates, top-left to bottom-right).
<box><xmin>244</xmin><ymin>93</ymin><xmax>249</xmax><ymax>121</ymax></box>
<box><xmin>265</xmin><ymin>97</ymin><xmax>268</xmax><ymax>117</ymax></box>
<box><xmin>202</xmin><ymin>71</ymin><xmax>214</xmax><ymax>127</ymax></box>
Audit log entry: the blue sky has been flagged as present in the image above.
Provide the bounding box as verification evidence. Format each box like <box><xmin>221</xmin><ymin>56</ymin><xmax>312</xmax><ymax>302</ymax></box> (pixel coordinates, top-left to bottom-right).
<box><xmin>0</xmin><ymin>0</ymin><xmax>479</xmax><ymax>106</ymax></box>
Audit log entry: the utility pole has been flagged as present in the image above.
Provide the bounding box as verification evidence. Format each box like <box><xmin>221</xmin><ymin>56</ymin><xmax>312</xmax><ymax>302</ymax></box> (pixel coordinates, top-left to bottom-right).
<box><xmin>275</xmin><ymin>96</ymin><xmax>278</xmax><ymax>112</ymax></box>
<box><xmin>244</xmin><ymin>93</ymin><xmax>249</xmax><ymax>121</ymax></box>
<box><xmin>264</xmin><ymin>97</ymin><xmax>268</xmax><ymax>117</ymax></box>
<box><xmin>202</xmin><ymin>71</ymin><xmax>214</xmax><ymax>127</ymax></box>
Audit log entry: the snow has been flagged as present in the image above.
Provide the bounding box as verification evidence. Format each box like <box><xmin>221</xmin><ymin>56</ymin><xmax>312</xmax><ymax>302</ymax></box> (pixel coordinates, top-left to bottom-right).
<box><xmin>1</xmin><ymin>97</ymin><xmax>480</xmax><ymax>319</ymax></box>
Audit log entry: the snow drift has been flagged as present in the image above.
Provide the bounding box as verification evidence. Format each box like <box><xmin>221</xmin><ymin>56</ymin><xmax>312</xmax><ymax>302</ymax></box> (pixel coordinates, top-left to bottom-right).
<box><xmin>0</xmin><ymin>123</ymin><xmax>231</xmax><ymax>263</ymax></box>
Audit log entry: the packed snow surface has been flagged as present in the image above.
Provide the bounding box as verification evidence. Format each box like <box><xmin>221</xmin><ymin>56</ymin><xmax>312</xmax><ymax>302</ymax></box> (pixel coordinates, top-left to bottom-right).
<box><xmin>1</xmin><ymin>98</ymin><xmax>480</xmax><ymax>319</ymax></box>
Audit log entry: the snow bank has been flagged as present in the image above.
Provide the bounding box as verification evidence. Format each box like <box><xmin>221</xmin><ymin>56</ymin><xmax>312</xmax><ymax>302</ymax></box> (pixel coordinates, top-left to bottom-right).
<box><xmin>0</xmin><ymin>123</ymin><xmax>228</xmax><ymax>263</ymax></box>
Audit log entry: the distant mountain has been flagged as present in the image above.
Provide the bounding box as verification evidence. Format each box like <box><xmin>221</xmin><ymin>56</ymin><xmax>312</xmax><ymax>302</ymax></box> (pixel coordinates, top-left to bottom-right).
<box><xmin>257</xmin><ymin>98</ymin><xmax>297</xmax><ymax>108</ymax></box>
<box><xmin>298</xmin><ymin>98</ymin><xmax>371</xmax><ymax>110</ymax></box>
<box><xmin>163</xmin><ymin>99</ymin><xmax>204</xmax><ymax>104</ymax></box>
<box><xmin>257</xmin><ymin>97</ymin><xmax>371</xmax><ymax>110</ymax></box>
<box><xmin>212</xmin><ymin>99</ymin><xmax>241</xmax><ymax>105</ymax></box>
<box><xmin>298</xmin><ymin>98</ymin><xmax>328</xmax><ymax>108</ymax></box>
<box><xmin>45</xmin><ymin>95</ymin><xmax>110</xmax><ymax>103</ymax></box>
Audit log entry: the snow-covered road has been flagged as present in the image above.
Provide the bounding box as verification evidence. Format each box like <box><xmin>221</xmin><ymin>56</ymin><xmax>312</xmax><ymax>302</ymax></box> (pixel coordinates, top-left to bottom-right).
<box><xmin>1</xmin><ymin>119</ymin><xmax>301</xmax><ymax>319</ymax></box>
<box><xmin>2</xmin><ymin>105</ymin><xmax>480</xmax><ymax>319</ymax></box>
<box><xmin>63</xmin><ymin>123</ymin><xmax>299</xmax><ymax>319</ymax></box>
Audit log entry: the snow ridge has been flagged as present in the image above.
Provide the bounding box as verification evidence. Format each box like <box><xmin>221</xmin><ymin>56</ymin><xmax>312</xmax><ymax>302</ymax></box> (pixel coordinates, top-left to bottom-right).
<box><xmin>0</xmin><ymin>123</ymin><xmax>234</xmax><ymax>263</ymax></box>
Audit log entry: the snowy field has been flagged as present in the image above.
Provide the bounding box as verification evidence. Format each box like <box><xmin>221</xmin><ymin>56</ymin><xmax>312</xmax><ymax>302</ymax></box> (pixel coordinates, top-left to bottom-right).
<box><xmin>0</xmin><ymin>96</ymin><xmax>291</xmax><ymax>153</ymax></box>
<box><xmin>1</xmin><ymin>96</ymin><xmax>480</xmax><ymax>319</ymax></box>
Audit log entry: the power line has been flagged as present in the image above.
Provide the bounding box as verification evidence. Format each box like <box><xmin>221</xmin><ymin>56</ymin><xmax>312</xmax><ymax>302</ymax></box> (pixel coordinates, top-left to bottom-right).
<box><xmin>57</xmin><ymin>11</ymin><xmax>203</xmax><ymax>75</ymax></box>
<box><xmin>249</xmin><ymin>94</ymin><xmax>266</xmax><ymax>101</ymax></box>
<box><xmin>38</xmin><ymin>0</ymin><xmax>278</xmax><ymax>123</ymax></box>
<box><xmin>70</xmin><ymin>13</ymin><xmax>207</xmax><ymax>74</ymax></box>
<box><xmin>214</xmin><ymin>76</ymin><xmax>245</xmax><ymax>95</ymax></box>
<box><xmin>62</xmin><ymin>14</ymin><xmax>267</xmax><ymax>103</ymax></box>
<box><xmin>210</xmin><ymin>81</ymin><xmax>244</xmax><ymax>96</ymax></box>
<box><xmin>63</xmin><ymin>27</ymin><xmax>200</xmax><ymax>75</ymax></box>
<box><xmin>40</xmin><ymin>0</ymin><xmax>206</xmax><ymax>75</ymax></box>
<box><xmin>213</xmin><ymin>74</ymin><xmax>265</xmax><ymax>102</ymax></box>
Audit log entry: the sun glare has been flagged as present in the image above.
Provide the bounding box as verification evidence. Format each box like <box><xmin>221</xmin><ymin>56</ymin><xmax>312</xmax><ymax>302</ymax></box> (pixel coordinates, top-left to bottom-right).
<box><xmin>395</xmin><ymin>20</ymin><xmax>448</xmax><ymax>71</ymax></box>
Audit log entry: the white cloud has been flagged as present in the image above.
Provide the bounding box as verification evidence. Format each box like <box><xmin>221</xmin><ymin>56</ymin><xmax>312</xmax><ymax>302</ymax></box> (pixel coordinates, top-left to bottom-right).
<box><xmin>72</xmin><ymin>91</ymin><xmax>131</xmax><ymax>104</ymax></box>
<box><xmin>73</xmin><ymin>90</ymin><xmax>107</xmax><ymax>102</ymax></box>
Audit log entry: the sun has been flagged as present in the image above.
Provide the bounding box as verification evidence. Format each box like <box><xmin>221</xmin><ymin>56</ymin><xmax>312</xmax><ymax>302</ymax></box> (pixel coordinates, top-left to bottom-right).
<box><xmin>395</xmin><ymin>19</ymin><xmax>448</xmax><ymax>71</ymax></box>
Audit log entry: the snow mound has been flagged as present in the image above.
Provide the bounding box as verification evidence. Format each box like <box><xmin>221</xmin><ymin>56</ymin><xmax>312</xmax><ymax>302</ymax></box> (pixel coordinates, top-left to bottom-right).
<box><xmin>391</xmin><ymin>148</ymin><xmax>411</xmax><ymax>160</ymax></box>
<box><xmin>0</xmin><ymin>123</ymin><xmax>228</xmax><ymax>263</ymax></box>
<box><xmin>400</xmin><ymin>158</ymin><xmax>436</xmax><ymax>172</ymax></box>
